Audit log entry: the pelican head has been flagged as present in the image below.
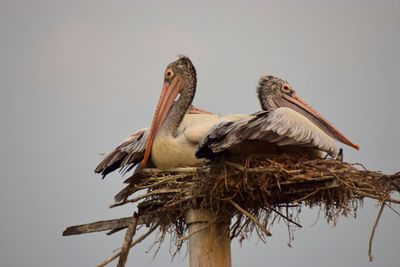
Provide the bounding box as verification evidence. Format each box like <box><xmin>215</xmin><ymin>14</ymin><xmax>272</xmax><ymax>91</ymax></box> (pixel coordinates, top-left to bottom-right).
<box><xmin>257</xmin><ymin>75</ymin><xmax>359</xmax><ymax>150</ymax></box>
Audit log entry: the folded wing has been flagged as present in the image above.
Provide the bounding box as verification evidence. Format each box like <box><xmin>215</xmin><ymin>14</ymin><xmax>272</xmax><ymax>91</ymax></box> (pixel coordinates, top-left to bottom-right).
<box><xmin>196</xmin><ymin>107</ymin><xmax>338</xmax><ymax>159</ymax></box>
<box><xmin>94</xmin><ymin>129</ymin><xmax>148</xmax><ymax>178</ymax></box>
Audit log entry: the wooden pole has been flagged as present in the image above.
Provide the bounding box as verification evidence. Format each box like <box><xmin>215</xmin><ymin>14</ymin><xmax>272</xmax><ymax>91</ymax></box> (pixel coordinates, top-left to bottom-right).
<box><xmin>185</xmin><ymin>209</ymin><xmax>231</xmax><ymax>267</ymax></box>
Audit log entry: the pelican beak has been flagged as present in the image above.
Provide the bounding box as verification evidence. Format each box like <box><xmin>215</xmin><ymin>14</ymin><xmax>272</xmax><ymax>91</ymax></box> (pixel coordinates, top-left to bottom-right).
<box><xmin>278</xmin><ymin>93</ymin><xmax>360</xmax><ymax>150</ymax></box>
<box><xmin>141</xmin><ymin>76</ymin><xmax>184</xmax><ymax>167</ymax></box>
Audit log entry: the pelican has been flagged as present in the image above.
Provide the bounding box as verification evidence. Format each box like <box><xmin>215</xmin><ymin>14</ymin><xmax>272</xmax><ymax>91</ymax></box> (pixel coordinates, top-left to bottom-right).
<box><xmin>196</xmin><ymin>75</ymin><xmax>359</xmax><ymax>159</ymax></box>
<box><xmin>95</xmin><ymin>56</ymin><xmax>248</xmax><ymax>175</ymax></box>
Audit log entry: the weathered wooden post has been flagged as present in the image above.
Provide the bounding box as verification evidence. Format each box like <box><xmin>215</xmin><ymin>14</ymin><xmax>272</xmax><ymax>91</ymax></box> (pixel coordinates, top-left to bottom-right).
<box><xmin>186</xmin><ymin>209</ymin><xmax>231</xmax><ymax>267</ymax></box>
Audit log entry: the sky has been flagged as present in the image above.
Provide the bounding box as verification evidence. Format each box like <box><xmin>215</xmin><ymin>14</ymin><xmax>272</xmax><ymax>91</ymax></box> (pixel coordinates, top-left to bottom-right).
<box><xmin>0</xmin><ymin>0</ymin><xmax>400</xmax><ymax>266</ymax></box>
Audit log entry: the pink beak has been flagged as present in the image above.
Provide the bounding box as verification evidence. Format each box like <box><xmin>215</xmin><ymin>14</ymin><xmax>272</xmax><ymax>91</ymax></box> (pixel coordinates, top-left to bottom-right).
<box><xmin>141</xmin><ymin>76</ymin><xmax>184</xmax><ymax>167</ymax></box>
<box><xmin>280</xmin><ymin>93</ymin><xmax>360</xmax><ymax>150</ymax></box>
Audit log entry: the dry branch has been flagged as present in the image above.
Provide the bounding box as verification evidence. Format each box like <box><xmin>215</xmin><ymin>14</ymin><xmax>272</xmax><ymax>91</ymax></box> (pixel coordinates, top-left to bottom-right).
<box><xmin>368</xmin><ymin>201</ymin><xmax>386</xmax><ymax>261</ymax></box>
<box><xmin>117</xmin><ymin>213</ymin><xmax>139</xmax><ymax>267</ymax></box>
<box><xmin>96</xmin><ymin>223</ymin><xmax>159</xmax><ymax>267</ymax></box>
<box><xmin>228</xmin><ymin>198</ymin><xmax>272</xmax><ymax>236</ymax></box>
<box><xmin>63</xmin><ymin>215</ymin><xmax>153</xmax><ymax>236</ymax></box>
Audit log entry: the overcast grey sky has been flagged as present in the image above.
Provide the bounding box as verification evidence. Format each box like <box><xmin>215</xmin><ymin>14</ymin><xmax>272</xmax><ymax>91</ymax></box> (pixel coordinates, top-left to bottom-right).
<box><xmin>1</xmin><ymin>0</ymin><xmax>400</xmax><ymax>266</ymax></box>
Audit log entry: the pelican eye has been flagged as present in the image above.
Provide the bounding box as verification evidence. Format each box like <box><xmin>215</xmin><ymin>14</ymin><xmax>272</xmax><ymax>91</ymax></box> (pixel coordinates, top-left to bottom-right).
<box><xmin>281</xmin><ymin>84</ymin><xmax>292</xmax><ymax>94</ymax></box>
<box><xmin>165</xmin><ymin>69</ymin><xmax>174</xmax><ymax>79</ymax></box>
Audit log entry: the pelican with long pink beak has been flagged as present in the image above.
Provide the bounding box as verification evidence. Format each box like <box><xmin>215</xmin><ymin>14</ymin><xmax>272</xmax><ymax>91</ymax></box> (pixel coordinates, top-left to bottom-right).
<box><xmin>141</xmin><ymin>56</ymin><xmax>250</xmax><ymax>169</ymax></box>
<box><xmin>95</xmin><ymin>56</ymin><xmax>248</xmax><ymax>174</ymax></box>
<box><xmin>196</xmin><ymin>75</ymin><xmax>359</xmax><ymax>158</ymax></box>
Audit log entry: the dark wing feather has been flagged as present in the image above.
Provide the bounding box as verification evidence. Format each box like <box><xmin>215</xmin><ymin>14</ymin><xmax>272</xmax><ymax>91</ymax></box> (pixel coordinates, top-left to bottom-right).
<box><xmin>195</xmin><ymin>118</ymin><xmax>251</xmax><ymax>159</ymax></box>
<box><xmin>95</xmin><ymin>129</ymin><xmax>148</xmax><ymax>178</ymax></box>
<box><xmin>196</xmin><ymin>108</ymin><xmax>338</xmax><ymax>159</ymax></box>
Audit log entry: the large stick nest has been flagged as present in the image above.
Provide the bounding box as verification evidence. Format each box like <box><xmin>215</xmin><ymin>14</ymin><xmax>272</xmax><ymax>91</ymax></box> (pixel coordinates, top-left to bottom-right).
<box><xmin>64</xmin><ymin>154</ymin><xmax>400</xmax><ymax>266</ymax></box>
<box><xmin>113</xmin><ymin>155</ymin><xmax>399</xmax><ymax>239</ymax></box>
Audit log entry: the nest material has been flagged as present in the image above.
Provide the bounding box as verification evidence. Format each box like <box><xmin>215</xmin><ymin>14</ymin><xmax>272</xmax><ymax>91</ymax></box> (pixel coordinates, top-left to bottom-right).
<box><xmin>108</xmin><ymin>155</ymin><xmax>399</xmax><ymax>240</ymax></box>
<box><xmin>63</xmin><ymin>154</ymin><xmax>400</xmax><ymax>266</ymax></box>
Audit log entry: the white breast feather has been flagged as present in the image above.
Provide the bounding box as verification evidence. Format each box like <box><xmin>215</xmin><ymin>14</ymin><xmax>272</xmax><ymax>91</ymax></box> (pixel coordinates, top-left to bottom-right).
<box><xmin>265</xmin><ymin>108</ymin><xmax>338</xmax><ymax>156</ymax></box>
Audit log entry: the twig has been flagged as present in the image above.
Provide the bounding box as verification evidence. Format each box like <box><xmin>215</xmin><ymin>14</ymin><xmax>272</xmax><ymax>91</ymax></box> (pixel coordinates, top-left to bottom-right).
<box><xmin>178</xmin><ymin>222</ymin><xmax>211</xmax><ymax>241</ymax></box>
<box><xmin>385</xmin><ymin>203</ymin><xmax>400</xmax><ymax>217</ymax></box>
<box><xmin>158</xmin><ymin>195</ymin><xmax>194</xmax><ymax>210</ymax></box>
<box><xmin>368</xmin><ymin>201</ymin><xmax>385</xmax><ymax>261</ymax></box>
<box><xmin>97</xmin><ymin>223</ymin><xmax>159</xmax><ymax>267</ymax></box>
<box><xmin>117</xmin><ymin>213</ymin><xmax>139</xmax><ymax>267</ymax></box>
<box><xmin>350</xmin><ymin>163</ymin><xmax>369</xmax><ymax>171</ymax></box>
<box><xmin>292</xmin><ymin>189</ymin><xmax>320</xmax><ymax>203</ymax></box>
<box><xmin>268</xmin><ymin>176</ymin><xmax>335</xmax><ymax>187</ymax></box>
<box><xmin>143</xmin><ymin>167</ymin><xmax>199</xmax><ymax>174</ymax></box>
<box><xmin>228</xmin><ymin>199</ymin><xmax>272</xmax><ymax>236</ymax></box>
<box><xmin>268</xmin><ymin>207</ymin><xmax>302</xmax><ymax>228</ymax></box>
<box><xmin>110</xmin><ymin>189</ymin><xmax>182</xmax><ymax>208</ymax></box>
<box><xmin>353</xmin><ymin>190</ymin><xmax>400</xmax><ymax>204</ymax></box>
<box><xmin>225</xmin><ymin>161</ymin><xmax>303</xmax><ymax>174</ymax></box>
<box><xmin>107</xmin><ymin>227</ymin><xmax>125</xmax><ymax>236</ymax></box>
<box><xmin>135</xmin><ymin>174</ymin><xmax>188</xmax><ymax>190</ymax></box>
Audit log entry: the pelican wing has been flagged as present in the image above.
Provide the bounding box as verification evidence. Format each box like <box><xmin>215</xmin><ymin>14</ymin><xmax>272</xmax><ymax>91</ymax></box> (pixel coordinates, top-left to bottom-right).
<box><xmin>94</xmin><ymin>128</ymin><xmax>148</xmax><ymax>178</ymax></box>
<box><xmin>196</xmin><ymin>107</ymin><xmax>338</xmax><ymax>159</ymax></box>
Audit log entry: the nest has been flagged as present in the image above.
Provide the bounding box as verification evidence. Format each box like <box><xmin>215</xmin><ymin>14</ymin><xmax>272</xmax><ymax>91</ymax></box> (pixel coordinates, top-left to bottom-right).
<box><xmin>63</xmin><ymin>154</ymin><xmax>400</xmax><ymax>266</ymax></box>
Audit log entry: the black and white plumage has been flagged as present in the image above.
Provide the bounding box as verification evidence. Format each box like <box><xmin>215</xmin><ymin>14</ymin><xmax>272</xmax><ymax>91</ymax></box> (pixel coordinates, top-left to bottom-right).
<box><xmin>94</xmin><ymin>128</ymin><xmax>148</xmax><ymax>178</ymax></box>
<box><xmin>196</xmin><ymin>75</ymin><xmax>359</xmax><ymax>159</ymax></box>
